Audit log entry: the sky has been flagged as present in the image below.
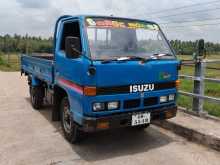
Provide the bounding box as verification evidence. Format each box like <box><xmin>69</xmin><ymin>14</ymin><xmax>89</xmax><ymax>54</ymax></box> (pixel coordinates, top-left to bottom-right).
<box><xmin>0</xmin><ymin>0</ymin><xmax>220</xmax><ymax>42</ymax></box>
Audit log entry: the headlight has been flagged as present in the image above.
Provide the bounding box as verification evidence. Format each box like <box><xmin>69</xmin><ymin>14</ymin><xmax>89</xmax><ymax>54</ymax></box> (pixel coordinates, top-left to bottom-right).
<box><xmin>169</xmin><ymin>94</ymin><xmax>175</xmax><ymax>101</ymax></box>
<box><xmin>93</xmin><ymin>102</ymin><xmax>105</xmax><ymax>111</ymax></box>
<box><xmin>107</xmin><ymin>101</ymin><xmax>119</xmax><ymax>110</ymax></box>
<box><xmin>160</xmin><ymin>96</ymin><xmax>168</xmax><ymax>103</ymax></box>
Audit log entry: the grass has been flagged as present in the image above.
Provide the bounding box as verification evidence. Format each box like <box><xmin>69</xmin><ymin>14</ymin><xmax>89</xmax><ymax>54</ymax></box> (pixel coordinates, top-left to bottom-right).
<box><xmin>177</xmin><ymin>54</ymin><xmax>220</xmax><ymax>117</ymax></box>
<box><xmin>0</xmin><ymin>54</ymin><xmax>20</xmax><ymax>71</ymax></box>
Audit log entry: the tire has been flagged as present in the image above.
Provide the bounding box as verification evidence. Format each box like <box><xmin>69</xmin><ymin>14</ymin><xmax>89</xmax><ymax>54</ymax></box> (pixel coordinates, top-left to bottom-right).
<box><xmin>29</xmin><ymin>86</ymin><xmax>32</xmax><ymax>96</ymax></box>
<box><xmin>60</xmin><ymin>97</ymin><xmax>83</xmax><ymax>144</ymax></box>
<box><xmin>30</xmin><ymin>86</ymin><xmax>44</xmax><ymax>110</ymax></box>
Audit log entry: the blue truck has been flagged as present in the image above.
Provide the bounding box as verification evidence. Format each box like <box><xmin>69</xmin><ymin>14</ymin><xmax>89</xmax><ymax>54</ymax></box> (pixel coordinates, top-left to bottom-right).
<box><xmin>21</xmin><ymin>15</ymin><xmax>180</xmax><ymax>143</ymax></box>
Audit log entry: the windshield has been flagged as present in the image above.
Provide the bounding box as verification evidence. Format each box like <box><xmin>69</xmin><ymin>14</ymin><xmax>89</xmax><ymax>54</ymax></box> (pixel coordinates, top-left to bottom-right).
<box><xmin>85</xmin><ymin>17</ymin><xmax>174</xmax><ymax>60</ymax></box>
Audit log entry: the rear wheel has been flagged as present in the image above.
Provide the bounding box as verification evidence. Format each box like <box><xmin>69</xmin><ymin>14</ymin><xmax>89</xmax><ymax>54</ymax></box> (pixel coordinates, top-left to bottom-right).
<box><xmin>29</xmin><ymin>86</ymin><xmax>32</xmax><ymax>96</ymax></box>
<box><xmin>30</xmin><ymin>86</ymin><xmax>44</xmax><ymax>110</ymax></box>
<box><xmin>60</xmin><ymin>97</ymin><xmax>83</xmax><ymax>144</ymax></box>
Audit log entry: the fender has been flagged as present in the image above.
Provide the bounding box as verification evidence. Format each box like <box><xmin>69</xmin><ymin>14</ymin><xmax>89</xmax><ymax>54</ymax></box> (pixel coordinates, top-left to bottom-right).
<box><xmin>31</xmin><ymin>76</ymin><xmax>41</xmax><ymax>86</ymax></box>
<box><xmin>52</xmin><ymin>84</ymin><xmax>69</xmax><ymax>121</ymax></box>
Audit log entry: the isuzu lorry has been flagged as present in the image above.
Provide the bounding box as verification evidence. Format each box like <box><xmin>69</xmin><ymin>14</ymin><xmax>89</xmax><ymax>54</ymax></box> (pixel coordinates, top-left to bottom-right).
<box><xmin>21</xmin><ymin>15</ymin><xmax>180</xmax><ymax>143</ymax></box>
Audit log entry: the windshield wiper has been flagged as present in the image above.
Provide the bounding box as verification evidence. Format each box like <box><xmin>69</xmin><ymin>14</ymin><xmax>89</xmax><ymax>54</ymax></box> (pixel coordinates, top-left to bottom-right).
<box><xmin>126</xmin><ymin>56</ymin><xmax>147</xmax><ymax>61</ymax></box>
<box><xmin>101</xmin><ymin>56</ymin><xmax>150</xmax><ymax>64</ymax></box>
<box><xmin>100</xmin><ymin>56</ymin><xmax>138</xmax><ymax>64</ymax></box>
<box><xmin>101</xmin><ymin>54</ymin><xmax>173</xmax><ymax>64</ymax></box>
<box><xmin>128</xmin><ymin>54</ymin><xmax>173</xmax><ymax>63</ymax></box>
<box><xmin>151</xmin><ymin>53</ymin><xmax>173</xmax><ymax>59</ymax></box>
<box><xmin>101</xmin><ymin>59</ymin><xmax>118</xmax><ymax>64</ymax></box>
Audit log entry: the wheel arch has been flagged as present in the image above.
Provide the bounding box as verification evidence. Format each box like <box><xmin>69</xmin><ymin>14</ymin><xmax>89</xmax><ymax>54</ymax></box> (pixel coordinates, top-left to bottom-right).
<box><xmin>52</xmin><ymin>85</ymin><xmax>69</xmax><ymax>121</ymax></box>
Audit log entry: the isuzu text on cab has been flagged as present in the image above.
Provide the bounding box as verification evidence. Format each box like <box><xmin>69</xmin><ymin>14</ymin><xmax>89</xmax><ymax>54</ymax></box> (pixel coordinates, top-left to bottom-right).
<box><xmin>21</xmin><ymin>15</ymin><xmax>180</xmax><ymax>143</ymax></box>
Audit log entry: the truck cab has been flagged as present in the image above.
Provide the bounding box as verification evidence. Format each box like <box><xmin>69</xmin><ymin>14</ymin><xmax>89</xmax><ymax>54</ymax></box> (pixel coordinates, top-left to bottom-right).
<box><xmin>21</xmin><ymin>15</ymin><xmax>180</xmax><ymax>143</ymax></box>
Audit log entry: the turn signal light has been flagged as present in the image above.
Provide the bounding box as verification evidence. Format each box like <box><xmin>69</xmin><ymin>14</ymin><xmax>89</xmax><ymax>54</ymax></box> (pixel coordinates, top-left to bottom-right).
<box><xmin>97</xmin><ymin>121</ymin><xmax>109</xmax><ymax>129</ymax></box>
<box><xmin>83</xmin><ymin>86</ymin><xmax>96</xmax><ymax>96</ymax></box>
<box><xmin>175</xmin><ymin>80</ymin><xmax>181</xmax><ymax>88</ymax></box>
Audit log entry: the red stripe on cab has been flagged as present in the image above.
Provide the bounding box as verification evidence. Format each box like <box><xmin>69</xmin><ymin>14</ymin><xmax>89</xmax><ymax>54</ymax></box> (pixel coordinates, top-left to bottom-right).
<box><xmin>58</xmin><ymin>78</ymin><xmax>83</xmax><ymax>94</ymax></box>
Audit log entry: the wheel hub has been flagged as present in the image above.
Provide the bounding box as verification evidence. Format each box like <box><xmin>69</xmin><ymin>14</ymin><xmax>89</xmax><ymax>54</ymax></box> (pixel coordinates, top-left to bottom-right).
<box><xmin>63</xmin><ymin>103</ymin><xmax>72</xmax><ymax>133</ymax></box>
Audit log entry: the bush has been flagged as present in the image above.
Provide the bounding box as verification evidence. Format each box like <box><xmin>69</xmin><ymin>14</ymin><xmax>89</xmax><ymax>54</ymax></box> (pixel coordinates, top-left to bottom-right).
<box><xmin>0</xmin><ymin>55</ymin><xmax>4</xmax><ymax>65</ymax></box>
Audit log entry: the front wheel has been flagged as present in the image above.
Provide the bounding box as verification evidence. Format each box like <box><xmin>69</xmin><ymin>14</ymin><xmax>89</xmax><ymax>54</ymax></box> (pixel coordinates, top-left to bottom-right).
<box><xmin>60</xmin><ymin>97</ymin><xmax>83</xmax><ymax>144</ymax></box>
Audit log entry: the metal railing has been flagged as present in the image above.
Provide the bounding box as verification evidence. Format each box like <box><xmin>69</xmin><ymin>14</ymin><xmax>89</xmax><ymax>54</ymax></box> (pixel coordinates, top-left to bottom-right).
<box><xmin>179</xmin><ymin>59</ymin><xmax>220</xmax><ymax>114</ymax></box>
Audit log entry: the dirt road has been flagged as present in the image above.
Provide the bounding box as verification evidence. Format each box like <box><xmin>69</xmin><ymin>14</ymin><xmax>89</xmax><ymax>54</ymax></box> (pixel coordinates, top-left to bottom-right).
<box><xmin>0</xmin><ymin>72</ymin><xmax>219</xmax><ymax>165</ymax></box>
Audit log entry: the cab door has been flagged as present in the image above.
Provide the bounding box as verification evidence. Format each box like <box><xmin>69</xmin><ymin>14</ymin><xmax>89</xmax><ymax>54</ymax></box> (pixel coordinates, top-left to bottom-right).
<box><xmin>55</xmin><ymin>19</ymin><xmax>85</xmax><ymax>85</ymax></box>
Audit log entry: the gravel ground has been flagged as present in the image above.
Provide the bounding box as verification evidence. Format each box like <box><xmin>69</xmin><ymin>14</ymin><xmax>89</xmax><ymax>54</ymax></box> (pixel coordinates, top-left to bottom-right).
<box><xmin>0</xmin><ymin>72</ymin><xmax>219</xmax><ymax>165</ymax></box>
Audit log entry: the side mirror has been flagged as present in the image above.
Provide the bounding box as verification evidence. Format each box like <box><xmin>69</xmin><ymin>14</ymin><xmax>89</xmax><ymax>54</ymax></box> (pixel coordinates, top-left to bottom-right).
<box><xmin>197</xmin><ymin>39</ymin><xmax>205</xmax><ymax>57</ymax></box>
<box><xmin>65</xmin><ymin>36</ymin><xmax>81</xmax><ymax>58</ymax></box>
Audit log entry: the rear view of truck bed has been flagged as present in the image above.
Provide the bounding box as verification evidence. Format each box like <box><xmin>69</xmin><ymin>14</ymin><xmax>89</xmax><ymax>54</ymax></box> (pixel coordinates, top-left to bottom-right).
<box><xmin>21</xmin><ymin>54</ymin><xmax>54</xmax><ymax>84</ymax></box>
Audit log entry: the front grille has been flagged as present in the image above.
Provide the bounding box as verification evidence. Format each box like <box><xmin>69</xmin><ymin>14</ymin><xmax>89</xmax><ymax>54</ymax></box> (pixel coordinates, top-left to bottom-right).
<box><xmin>144</xmin><ymin>97</ymin><xmax>158</xmax><ymax>107</ymax></box>
<box><xmin>96</xmin><ymin>82</ymin><xmax>176</xmax><ymax>95</ymax></box>
<box><xmin>124</xmin><ymin>99</ymin><xmax>140</xmax><ymax>109</ymax></box>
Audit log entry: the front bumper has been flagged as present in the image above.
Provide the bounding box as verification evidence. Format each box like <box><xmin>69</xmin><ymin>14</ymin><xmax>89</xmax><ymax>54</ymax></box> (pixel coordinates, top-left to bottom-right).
<box><xmin>80</xmin><ymin>105</ymin><xmax>177</xmax><ymax>132</ymax></box>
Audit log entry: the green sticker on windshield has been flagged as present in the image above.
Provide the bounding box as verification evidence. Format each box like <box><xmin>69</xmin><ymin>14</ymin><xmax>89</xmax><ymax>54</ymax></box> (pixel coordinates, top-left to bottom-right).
<box><xmin>147</xmin><ymin>24</ymin><xmax>159</xmax><ymax>30</ymax></box>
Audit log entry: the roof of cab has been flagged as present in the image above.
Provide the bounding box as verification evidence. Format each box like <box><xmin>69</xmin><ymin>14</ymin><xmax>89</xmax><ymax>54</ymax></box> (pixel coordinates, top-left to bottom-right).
<box><xmin>62</xmin><ymin>15</ymin><xmax>158</xmax><ymax>25</ymax></box>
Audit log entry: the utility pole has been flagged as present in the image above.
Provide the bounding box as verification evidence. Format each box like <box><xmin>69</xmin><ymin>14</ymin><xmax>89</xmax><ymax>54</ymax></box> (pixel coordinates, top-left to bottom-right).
<box><xmin>192</xmin><ymin>39</ymin><xmax>206</xmax><ymax>115</ymax></box>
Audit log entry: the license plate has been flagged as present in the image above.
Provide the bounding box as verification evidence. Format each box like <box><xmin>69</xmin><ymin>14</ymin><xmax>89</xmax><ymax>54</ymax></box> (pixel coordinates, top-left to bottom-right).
<box><xmin>131</xmin><ymin>112</ymin><xmax>151</xmax><ymax>126</ymax></box>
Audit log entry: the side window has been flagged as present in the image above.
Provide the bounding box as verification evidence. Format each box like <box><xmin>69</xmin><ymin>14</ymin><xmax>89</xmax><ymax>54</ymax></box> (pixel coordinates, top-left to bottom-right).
<box><xmin>60</xmin><ymin>21</ymin><xmax>82</xmax><ymax>52</ymax></box>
